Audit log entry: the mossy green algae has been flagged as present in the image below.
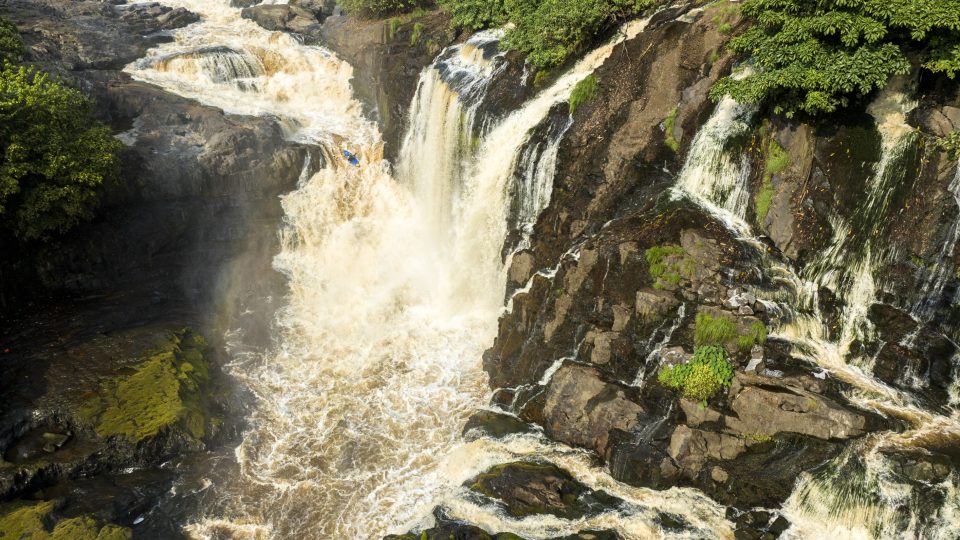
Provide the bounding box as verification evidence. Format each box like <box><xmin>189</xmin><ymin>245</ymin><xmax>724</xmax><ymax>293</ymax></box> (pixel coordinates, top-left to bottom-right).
<box><xmin>0</xmin><ymin>500</ymin><xmax>131</xmax><ymax>540</ymax></box>
<box><xmin>77</xmin><ymin>329</ymin><xmax>209</xmax><ymax>442</ymax></box>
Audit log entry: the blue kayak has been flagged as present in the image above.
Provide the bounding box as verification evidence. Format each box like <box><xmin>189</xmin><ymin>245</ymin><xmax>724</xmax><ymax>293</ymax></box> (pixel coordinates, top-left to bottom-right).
<box><xmin>342</xmin><ymin>149</ymin><xmax>360</xmax><ymax>167</ymax></box>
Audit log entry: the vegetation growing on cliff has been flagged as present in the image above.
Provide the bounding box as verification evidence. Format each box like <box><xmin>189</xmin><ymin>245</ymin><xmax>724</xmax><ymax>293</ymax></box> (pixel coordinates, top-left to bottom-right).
<box><xmin>439</xmin><ymin>0</ymin><xmax>659</xmax><ymax>67</ymax></box>
<box><xmin>658</xmin><ymin>345</ymin><xmax>734</xmax><ymax>402</ymax></box>
<box><xmin>645</xmin><ymin>244</ymin><xmax>694</xmax><ymax>289</ymax></box>
<box><xmin>713</xmin><ymin>0</ymin><xmax>960</xmax><ymax>117</ymax></box>
<box><xmin>0</xmin><ymin>17</ymin><xmax>23</xmax><ymax>64</ymax></box>
<box><xmin>755</xmin><ymin>137</ymin><xmax>789</xmax><ymax>223</ymax></box>
<box><xmin>341</xmin><ymin>0</ymin><xmax>428</xmax><ymax>17</ymax></box>
<box><xmin>0</xmin><ymin>16</ymin><xmax>123</xmax><ymax>242</ymax></box>
<box><xmin>938</xmin><ymin>131</ymin><xmax>960</xmax><ymax>159</ymax></box>
<box><xmin>694</xmin><ymin>312</ymin><xmax>737</xmax><ymax>346</ymax></box>
<box><xmin>568</xmin><ymin>74</ymin><xmax>597</xmax><ymax>115</ymax></box>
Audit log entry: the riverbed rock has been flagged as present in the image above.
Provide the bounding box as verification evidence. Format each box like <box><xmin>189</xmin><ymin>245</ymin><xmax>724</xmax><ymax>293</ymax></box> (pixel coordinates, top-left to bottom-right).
<box><xmin>466</xmin><ymin>462</ymin><xmax>622</xmax><ymax>519</ymax></box>
<box><xmin>0</xmin><ymin>499</ymin><xmax>132</xmax><ymax>540</ymax></box>
<box><xmin>241</xmin><ymin>4</ymin><xmax>322</xmax><ymax>38</ymax></box>
<box><xmin>725</xmin><ymin>374</ymin><xmax>868</xmax><ymax>440</ymax></box>
<box><xmin>0</xmin><ymin>327</ymin><xmax>218</xmax><ymax>500</ymax></box>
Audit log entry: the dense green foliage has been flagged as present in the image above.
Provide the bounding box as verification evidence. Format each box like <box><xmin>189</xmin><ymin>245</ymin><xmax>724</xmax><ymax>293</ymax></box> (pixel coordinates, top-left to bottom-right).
<box><xmin>341</xmin><ymin>0</ymin><xmax>427</xmax><ymax>17</ymax></box>
<box><xmin>658</xmin><ymin>345</ymin><xmax>734</xmax><ymax>402</ymax></box>
<box><xmin>694</xmin><ymin>312</ymin><xmax>738</xmax><ymax>346</ymax></box>
<box><xmin>713</xmin><ymin>0</ymin><xmax>960</xmax><ymax>117</ymax></box>
<box><xmin>439</xmin><ymin>0</ymin><xmax>659</xmax><ymax>68</ymax></box>
<box><xmin>0</xmin><ymin>17</ymin><xmax>22</xmax><ymax>64</ymax></box>
<box><xmin>568</xmin><ymin>74</ymin><xmax>597</xmax><ymax>115</ymax></box>
<box><xmin>0</xmin><ymin>18</ymin><xmax>122</xmax><ymax>241</ymax></box>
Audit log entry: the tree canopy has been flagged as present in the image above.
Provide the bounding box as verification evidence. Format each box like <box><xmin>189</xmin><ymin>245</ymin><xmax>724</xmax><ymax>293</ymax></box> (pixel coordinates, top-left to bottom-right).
<box><xmin>439</xmin><ymin>0</ymin><xmax>657</xmax><ymax>68</ymax></box>
<box><xmin>711</xmin><ymin>0</ymin><xmax>960</xmax><ymax>117</ymax></box>
<box><xmin>0</xmin><ymin>16</ymin><xmax>123</xmax><ymax>242</ymax></box>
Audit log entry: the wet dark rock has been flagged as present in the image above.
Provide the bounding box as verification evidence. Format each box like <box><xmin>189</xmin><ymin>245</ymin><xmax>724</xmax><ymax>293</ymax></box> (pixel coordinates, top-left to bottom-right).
<box><xmin>884</xmin><ymin>450</ymin><xmax>954</xmax><ymax>484</ymax></box>
<box><xmin>551</xmin><ymin>532</ymin><xmax>621</xmax><ymax>540</ymax></box>
<box><xmin>527</xmin><ymin>5</ymin><xmax>740</xmax><ymax>270</ymax></box>
<box><xmin>462</xmin><ymin>410</ymin><xmax>534</xmax><ymax>440</ymax></box>
<box><xmin>466</xmin><ymin>462</ymin><xmax>622</xmax><ymax>519</ymax></box>
<box><xmin>728</xmin><ymin>507</ymin><xmax>789</xmax><ymax>540</ymax></box>
<box><xmin>385</xmin><ymin>514</ymin><xmax>619</xmax><ymax>540</ymax></box>
<box><xmin>292</xmin><ymin>0</ymin><xmax>338</xmax><ymax>19</ymax></box>
<box><xmin>606</xmin><ymin>429</ymin><xmax>680</xmax><ymax>489</ymax></box>
<box><xmin>537</xmin><ymin>363</ymin><xmax>643</xmax><ymax>457</ymax></box>
<box><xmin>0</xmin><ymin>327</ymin><xmax>220</xmax><ymax>500</ymax></box>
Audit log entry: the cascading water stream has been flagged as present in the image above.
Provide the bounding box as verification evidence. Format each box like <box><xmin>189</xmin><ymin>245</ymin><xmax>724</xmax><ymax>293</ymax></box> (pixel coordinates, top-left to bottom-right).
<box><xmin>672</xmin><ymin>80</ymin><xmax>960</xmax><ymax>539</ymax></box>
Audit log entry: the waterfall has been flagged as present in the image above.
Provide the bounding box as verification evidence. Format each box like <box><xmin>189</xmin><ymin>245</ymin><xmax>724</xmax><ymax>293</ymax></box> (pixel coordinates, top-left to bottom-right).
<box><xmin>672</xmin><ymin>93</ymin><xmax>756</xmax><ymax>236</ymax></box>
<box><xmin>396</xmin><ymin>31</ymin><xmax>505</xmax><ymax>244</ymax></box>
<box><xmin>511</xmin><ymin>113</ymin><xmax>574</xmax><ymax>250</ymax></box>
<box><xmin>123</xmin><ymin>1</ymin><xmax>695</xmax><ymax>537</ymax></box>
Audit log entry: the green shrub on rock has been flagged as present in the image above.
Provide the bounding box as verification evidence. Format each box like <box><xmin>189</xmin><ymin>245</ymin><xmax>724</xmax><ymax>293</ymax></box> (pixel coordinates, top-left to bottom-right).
<box><xmin>736</xmin><ymin>320</ymin><xmax>768</xmax><ymax>351</ymax></box>
<box><xmin>341</xmin><ymin>0</ymin><xmax>427</xmax><ymax>17</ymax></box>
<box><xmin>937</xmin><ymin>131</ymin><xmax>960</xmax><ymax>159</ymax></box>
<box><xmin>712</xmin><ymin>0</ymin><xmax>960</xmax><ymax>117</ymax></box>
<box><xmin>645</xmin><ymin>244</ymin><xmax>694</xmax><ymax>289</ymax></box>
<box><xmin>0</xmin><ymin>17</ymin><xmax>123</xmax><ymax>242</ymax></box>
<box><xmin>658</xmin><ymin>345</ymin><xmax>734</xmax><ymax>402</ymax></box>
<box><xmin>0</xmin><ymin>16</ymin><xmax>23</xmax><ymax>64</ymax></box>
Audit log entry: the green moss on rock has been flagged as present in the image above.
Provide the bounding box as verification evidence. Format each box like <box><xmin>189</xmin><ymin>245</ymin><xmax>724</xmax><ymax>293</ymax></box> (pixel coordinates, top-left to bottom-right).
<box><xmin>78</xmin><ymin>329</ymin><xmax>210</xmax><ymax>443</ymax></box>
<box><xmin>0</xmin><ymin>500</ymin><xmax>131</xmax><ymax>540</ymax></box>
<box><xmin>645</xmin><ymin>244</ymin><xmax>694</xmax><ymax>290</ymax></box>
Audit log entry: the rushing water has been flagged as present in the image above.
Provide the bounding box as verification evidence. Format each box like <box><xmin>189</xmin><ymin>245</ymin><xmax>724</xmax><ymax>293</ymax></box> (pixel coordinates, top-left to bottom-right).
<box><xmin>123</xmin><ymin>2</ymin><xmax>725</xmax><ymax>538</ymax></box>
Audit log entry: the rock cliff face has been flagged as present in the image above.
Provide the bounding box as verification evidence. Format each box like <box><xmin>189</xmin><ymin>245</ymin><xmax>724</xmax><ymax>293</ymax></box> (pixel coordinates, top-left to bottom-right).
<box><xmin>2</xmin><ymin>0</ymin><xmax>959</xmax><ymax>537</ymax></box>
<box><xmin>415</xmin><ymin>3</ymin><xmax>959</xmax><ymax>538</ymax></box>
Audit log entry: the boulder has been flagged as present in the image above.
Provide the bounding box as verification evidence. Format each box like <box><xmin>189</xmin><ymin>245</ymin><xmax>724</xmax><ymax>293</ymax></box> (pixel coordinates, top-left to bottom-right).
<box><xmin>540</xmin><ymin>363</ymin><xmax>643</xmax><ymax>456</ymax></box>
<box><xmin>636</xmin><ymin>288</ymin><xmax>680</xmax><ymax>319</ymax></box>
<box><xmin>466</xmin><ymin>462</ymin><xmax>621</xmax><ymax>519</ymax></box>
<box><xmin>291</xmin><ymin>0</ymin><xmax>338</xmax><ymax>19</ymax></box>
<box><xmin>240</xmin><ymin>4</ymin><xmax>322</xmax><ymax>38</ymax></box>
<box><xmin>724</xmin><ymin>374</ymin><xmax>868</xmax><ymax>441</ymax></box>
<box><xmin>462</xmin><ymin>410</ymin><xmax>533</xmax><ymax>440</ymax></box>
